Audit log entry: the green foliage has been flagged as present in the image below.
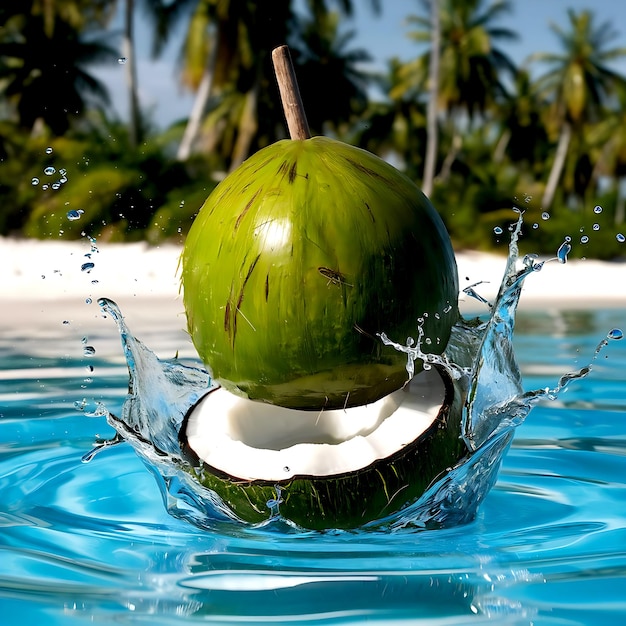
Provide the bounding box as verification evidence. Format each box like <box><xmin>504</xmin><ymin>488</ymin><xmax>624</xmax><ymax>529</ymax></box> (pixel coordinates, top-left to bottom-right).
<box><xmin>1</xmin><ymin>0</ymin><xmax>625</xmax><ymax>263</ymax></box>
<box><xmin>0</xmin><ymin>1</ymin><xmax>117</xmax><ymax>135</ymax></box>
<box><xmin>1</xmin><ymin>114</ymin><xmax>216</xmax><ymax>244</ymax></box>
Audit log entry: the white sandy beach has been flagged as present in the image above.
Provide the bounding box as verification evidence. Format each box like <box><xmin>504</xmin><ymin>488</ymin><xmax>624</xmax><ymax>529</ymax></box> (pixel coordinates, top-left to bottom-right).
<box><xmin>1</xmin><ymin>236</ymin><xmax>625</xmax><ymax>359</ymax></box>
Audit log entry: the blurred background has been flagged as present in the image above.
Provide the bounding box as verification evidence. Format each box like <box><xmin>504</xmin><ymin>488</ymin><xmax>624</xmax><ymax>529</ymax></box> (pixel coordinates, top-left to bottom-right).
<box><xmin>2</xmin><ymin>0</ymin><xmax>626</xmax><ymax>259</ymax></box>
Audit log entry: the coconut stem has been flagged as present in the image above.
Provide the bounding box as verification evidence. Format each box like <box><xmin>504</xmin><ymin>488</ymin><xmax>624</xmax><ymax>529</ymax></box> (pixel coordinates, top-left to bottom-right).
<box><xmin>272</xmin><ymin>45</ymin><xmax>311</xmax><ymax>140</ymax></box>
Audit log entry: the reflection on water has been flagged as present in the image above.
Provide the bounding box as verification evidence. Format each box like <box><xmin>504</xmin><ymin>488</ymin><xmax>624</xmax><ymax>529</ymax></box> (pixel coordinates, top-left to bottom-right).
<box><xmin>515</xmin><ymin>309</ymin><xmax>600</xmax><ymax>337</ymax></box>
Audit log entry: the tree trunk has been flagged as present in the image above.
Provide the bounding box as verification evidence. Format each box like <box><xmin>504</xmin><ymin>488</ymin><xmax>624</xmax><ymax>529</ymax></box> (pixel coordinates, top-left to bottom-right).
<box><xmin>177</xmin><ymin>37</ymin><xmax>219</xmax><ymax>161</ymax></box>
<box><xmin>616</xmin><ymin>176</ymin><xmax>626</xmax><ymax>225</ymax></box>
<box><xmin>542</xmin><ymin>121</ymin><xmax>572</xmax><ymax>209</ymax></box>
<box><xmin>123</xmin><ymin>0</ymin><xmax>141</xmax><ymax>148</ymax></box>
<box><xmin>438</xmin><ymin>129</ymin><xmax>462</xmax><ymax>182</ymax></box>
<box><xmin>229</xmin><ymin>83</ymin><xmax>259</xmax><ymax>172</ymax></box>
<box><xmin>422</xmin><ymin>0</ymin><xmax>440</xmax><ymax>198</ymax></box>
<box><xmin>493</xmin><ymin>127</ymin><xmax>511</xmax><ymax>164</ymax></box>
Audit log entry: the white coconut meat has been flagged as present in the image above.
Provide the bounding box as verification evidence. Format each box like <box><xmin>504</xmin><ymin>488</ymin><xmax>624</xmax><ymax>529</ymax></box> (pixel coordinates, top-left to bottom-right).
<box><xmin>185</xmin><ymin>367</ymin><xmax>448</xmax><ymax>482</ymax></box>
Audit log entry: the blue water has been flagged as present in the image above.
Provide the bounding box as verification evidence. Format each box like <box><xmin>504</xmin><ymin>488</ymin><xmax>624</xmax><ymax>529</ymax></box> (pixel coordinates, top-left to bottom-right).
<box><xmin>2</xmin><ymin>302</ymin><xmax>625</xmax><ymax>624</ymax></box>
<box><xmin>2</xmin><ymin>219</ymin><xmax>626</xmax><ymax>626</ymax></box>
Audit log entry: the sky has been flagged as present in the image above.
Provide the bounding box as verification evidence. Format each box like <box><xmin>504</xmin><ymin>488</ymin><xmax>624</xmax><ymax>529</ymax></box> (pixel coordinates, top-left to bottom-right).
<box><xmin>93</xmin><ymin>0</ymin><xmax>626</xmax><ymax>130</ymax></box>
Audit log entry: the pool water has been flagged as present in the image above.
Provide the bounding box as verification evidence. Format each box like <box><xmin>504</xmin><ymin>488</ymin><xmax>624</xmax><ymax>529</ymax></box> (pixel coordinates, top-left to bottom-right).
<box><xmin>1</xmin><ymin>296</ymin><xmax>625</xmax><ymax>624</ymax></box>
<box><xmin>0</xmin><ymin>221</ymin><xmax>626</xmax><ymax>625</ymax></box>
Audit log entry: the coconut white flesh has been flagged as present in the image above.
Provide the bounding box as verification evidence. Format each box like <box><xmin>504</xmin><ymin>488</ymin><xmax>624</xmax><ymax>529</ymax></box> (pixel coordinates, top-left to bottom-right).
<box><xmin>185</xmin><ymin>367</ymin><xmax>447</xmax><ymax>482</ymax></box>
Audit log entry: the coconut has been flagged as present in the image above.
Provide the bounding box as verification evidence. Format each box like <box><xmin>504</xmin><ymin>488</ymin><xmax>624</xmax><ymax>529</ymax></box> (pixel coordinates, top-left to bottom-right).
<box><xmin>181</xmin><ymin>52</ymin><xmax>458</xmax><ymax>409</ymax></box>
<box><xmin>180</xmin><ymin>365</ymin><xmax>466</xmax><ymax>529</ymax></box>
<box><xmin>177</xmin><ymin>46</ymin><xmax>465</xmax><ymax>529</ymax></box>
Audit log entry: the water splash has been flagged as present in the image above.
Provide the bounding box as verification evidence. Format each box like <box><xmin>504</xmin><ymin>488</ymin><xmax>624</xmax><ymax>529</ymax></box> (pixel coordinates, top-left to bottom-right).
<box><xmin>88</xmin><ymin>212</ymin><xmax>617</xmax><ymax>533</ymax></box>
<box><xmin>556</xmin><ymin>239</ymin><xmax>571</xmax><ymax>263</ymax></box>
<box><xmin>67</xmin><ymin>209</ymin><xmax>84</xmax><ymax>221</ymax></box>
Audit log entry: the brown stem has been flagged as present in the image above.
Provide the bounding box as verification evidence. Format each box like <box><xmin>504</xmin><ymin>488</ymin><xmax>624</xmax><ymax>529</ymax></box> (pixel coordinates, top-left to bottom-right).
<box><xmin>271</xmin><ymin>45</ymin><xmax>311</xmax><ymax>140</ymax></box>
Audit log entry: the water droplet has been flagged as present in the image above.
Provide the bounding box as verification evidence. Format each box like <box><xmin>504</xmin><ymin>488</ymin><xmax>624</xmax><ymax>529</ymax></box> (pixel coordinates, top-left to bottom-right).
<box><xmin>67</xmin><ymin>209</ymin><xmax>84</xmax><ymax>221</ymax></box>
<box><xmin>283</xmin><ymin>466</ymin><xmax>290</xmax><ymax>473</ymax></box>
<box><xmin>62</xmin><ymin>320</ymin><xmax>70</xmax><ymax>325</ymax></box>
<box><xmin>617</xmin><ymin>233</ymin><xmax>625</xmax><ymax>243</ymax></box>
<box><xmin>74</xmin><ymin>399</ymin><xmax>87</xmax><ymax>411</ymax></box>
<box><xmin>83</xmin><ymin>346</ymin><xmax>96</xmax><ymax>356</ymax></box>
<box><xmin>85</xmin><ymin>297</ymin><xmax>92</xmax><ymax>304</ymax></box>
<box><xmin>44</xmin><ymin>166</ymin><xmax>55</xmax><ymax>176</ymax></box>
<box><xmin>565</xmin><ymin>235</ymin><xmax>572</xmax><ymax>243</ymax></box>
<box><xmin>443</xmin><ymin>305</ymin><xmax>453</xmax><ymax>314</ymax></box>
<box><xmin>86</xmin><ymin>365</ymin><xmax>94</xmax><ymax>372</ymax></box>
<box><xmin>45</xmin><ymin>147</ymin><xmax>53</xmax><ymax>155</ymax></box>
<box><xmin>81</xmin><ymin>336</ymin><xmax>88</xmax><ymax>344</ymax></box>
<box><xmin>594</xmin><ymin>205</ymin><xmax>603</xmax><ymax>214</ymax></box>
<box><xmin>118</xmin><ymin>57</ymin><xmax>127</xmax><ymax>64</ymax></box>
<box><xmin>81</xmin><ymin>262</ymin><xmax>95</xmax><ymax>272</ymax></box>
<box><xmin>42</xmin><ymin>184</ymin><xmax>49</xmax><ymax>190</ymax></box>
<box><xmin>580</xmin><ymin>235</ymin><xmax>589</xmax><ymax>244</ymax></box>
<box><xmin>51</xmin><ymin>182</ymin><xmax>61</xmax><ymax>190</ymax></box>
<box><xmin>593</xmin><ymin>223</ymin><xmax>600</xmax><ymax>231</ymax></box>
<box><xmin>532</xmin><ymin>222</ymin><xmax>539</xmax><ymax>229</ymax></box>
<box><xmin>493</xmin><ymin>226</ymin><xmax>503</xmax><ymax>235</ymax></box>
<box><xmin>541</xmin><ymin>212</ymin><xmax>550</xmax><ymax>220</ymax></box>
<box><xmin>31</xmin><ymin>177</ymin><xmax>39</xmax><ymax>185</ymax></box>
<box><xmin>59</xmin><ymin>176</ymin><xmax>68</xmax><ymax>184</ymax></box>
<box><xmin>607</xmin><ymin>328</ymin><xmax>623</xmax><ymax>340</ymax></box>
<box><xmin>556</xmin><ymin>240</ymin><xmax>571</xmax><ymax>264</ymax></box>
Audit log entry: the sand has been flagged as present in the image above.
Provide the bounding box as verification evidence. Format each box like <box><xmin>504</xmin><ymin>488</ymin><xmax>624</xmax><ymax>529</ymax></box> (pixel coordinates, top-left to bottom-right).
<box><xmin>2</xmin><ymin>237</ymin><xmax>625</xmax><ymax>359</ymax></box>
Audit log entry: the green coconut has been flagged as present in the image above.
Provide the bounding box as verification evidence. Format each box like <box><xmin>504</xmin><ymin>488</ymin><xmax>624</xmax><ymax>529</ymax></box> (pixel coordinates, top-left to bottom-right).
<box><xmin>181</xmin><ymin>136</ymin><xmax>458</xmax><ymax>409</ymax></box>
<box><xmin>180</xmin><ymin>365</ymin><xmax>466</xmax><ymax>530</ymax></box>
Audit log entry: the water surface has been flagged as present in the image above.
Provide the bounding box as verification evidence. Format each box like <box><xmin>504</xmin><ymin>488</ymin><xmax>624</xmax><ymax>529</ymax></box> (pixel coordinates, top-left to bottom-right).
<box><xmin>1</xmin><ymin>296</ymin><xmax>625</xmax><ymax>624</ymax></box>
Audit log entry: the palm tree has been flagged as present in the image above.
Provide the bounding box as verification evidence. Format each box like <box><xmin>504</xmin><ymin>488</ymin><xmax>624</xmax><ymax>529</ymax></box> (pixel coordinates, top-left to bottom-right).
<box><xmin>173</xmin><ymin>0</ymin><xmax>240</xmax><ymax>162</ymax></box>
<box><xmin>163</xmin><ymin>0</ymin><xmax>295</xmax><ymax>163</ymax></box>
<box><xmin>307</xmin><ymin>0</ymin><xmax>381</xmax><ymax>19</ymax></box>
<box><xmin>492</xmin><ymin>67</ymin><xmax>548</xmax><ymax>171</ymax></box>
<box><xmin>355</xmin><ymin>58</ymin><xmax>427</xmax><ymax>180</ymax></box>
<box><xmin>120</xmin><ymin>0</ymin><xmax>142</xmax><ymax>147</ymax></box>
<box><xmin>118</xmin><ymin>0</ymin><xmax>185</xmax><ymax>148</ymax></box>
<box><xmin>531</xmin><ymin>9</ymin><xmax>626</xmax><ymax>209</ymax></box>
<box><xmin>291</xmin><ymin>10</ymin><xmax>372</xmax><ymax>136</ymax></box>
<box><xmin>172</xmin><ymin>0</ymin><xmax>380</xmax><ymax>161</ymax></box>
<box><xmin>588</xmin><ymin>84</ymin><xmax>626</xmax><ymax>225</ymax></box>
<box><xmin>401</xmin><ymin>0</ymin><xmax>517</xmax><ymax>182</ymax></box>
<box><xmin>0</xmin><ymin>2</ymin><xmax>117</xmax><ymax>136</ymax></box>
